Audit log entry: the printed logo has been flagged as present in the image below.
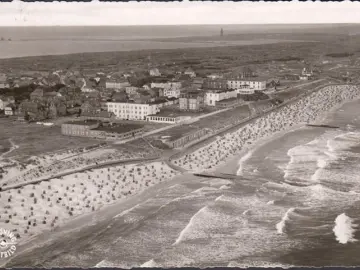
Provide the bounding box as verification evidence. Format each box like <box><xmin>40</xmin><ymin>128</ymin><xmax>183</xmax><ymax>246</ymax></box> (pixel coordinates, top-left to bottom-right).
<box><xmin>0</xmin><ymin>228</ymin><xmax>17</xmax><ymax>259</ymax></box>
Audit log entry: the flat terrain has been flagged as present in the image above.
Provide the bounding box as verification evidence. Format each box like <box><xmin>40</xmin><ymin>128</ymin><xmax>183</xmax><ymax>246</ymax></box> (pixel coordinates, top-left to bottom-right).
<box><xmin>0</xmin><ymin>118</ymin><xmax>99</xmax><ymax>161</ymax></box>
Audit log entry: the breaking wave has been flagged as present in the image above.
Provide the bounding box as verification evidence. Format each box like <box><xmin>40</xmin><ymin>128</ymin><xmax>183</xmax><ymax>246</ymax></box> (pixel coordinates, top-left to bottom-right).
<box><xmin>173</xmin><ymin>206</ymin><xmax>208</xmax><ymax>245</ymax></box>
<box><xmin>333</xmin><ymin>213</ymin><xmax>358</xmax><ymax>244</ymax></box>
<box><xmin>140</xmin><ymin>259</ymin><xmax>158</xmax><ymax>268</ymax></box>
<box><xmin>236</xmin><ymin>150</ymin><xmax>254</xmax><ymax>176</ymax></box>
<box><xmin>276</xmin><ymin>208</ymin><xmax>295</xmax><ymax>234</ymax></box>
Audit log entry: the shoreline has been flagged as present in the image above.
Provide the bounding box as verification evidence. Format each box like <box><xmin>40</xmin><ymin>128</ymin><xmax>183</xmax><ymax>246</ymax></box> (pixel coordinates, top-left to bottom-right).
<box><xmin>1</xmin><ymin>171</ymin><xmax>197</xmax><ymax>267</ymax></box>
<box><xmin>3</xmin><ymin>84</ymin><xmax>359</xmax><ymax>266</ymax></box>
<box><xmin>173</xmin><ymin>84</ymin><xmax>360</xmax><ymax>172</ymax></box>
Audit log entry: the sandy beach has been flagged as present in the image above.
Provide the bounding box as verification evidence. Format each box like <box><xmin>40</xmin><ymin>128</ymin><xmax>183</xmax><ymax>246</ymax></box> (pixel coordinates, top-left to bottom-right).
<box><xmin>0</xmin><ymin>160</ymin><xmax>179</xmax><ymax>245</ymax></box>
<box><xmin>173</xmin><ymin>85</ymin><xmax>360</xmax><ymax>172</ymax></box>
<box><xmin>2</xmin><ymin>84</ymin><xmax>360</xmax><ymax>266</ymax></box>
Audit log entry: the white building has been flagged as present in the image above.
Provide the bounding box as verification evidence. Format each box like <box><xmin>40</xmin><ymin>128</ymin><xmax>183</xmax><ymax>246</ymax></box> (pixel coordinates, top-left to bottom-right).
<box><xmin>205</xmin><ymin>89</ymin><xmax>237</xmax><ymax>106</ymax></box>
<box><xmin>163</xmin><ymin>87</ymin><xmax>181</xmax><ymax>98</ymax></box>
<box><xmin>0</xmin><ymin>97</ymin><xmax>14</xmax><ymax>110</ymax></box>
<box><xmin>236</xmin><ymin>86</ymin><xmax>255</xmax><ymax>95</ymax></box>
<box><xmin>105</xmin><ymin>80</ymin><xmax>130</xmax><ymax>89</ymax></box>
<box><xmin>149</xmin><ymin>68</ymin><xmax>161</xmax><ymax>77</ymax></box>
<box><xmin>125</xmin><ymin>86</ymin><xmax>139</xmax><ymax>95</ymax></box>
<box><xmin>300</xmin><ymin>67</ymin><xmax>314</xmax><ymax>80</ymax></box>
<box><xmin>150</xmin><ymin>81</ymin><xmax>182</xmax><ymax>90</ymax></box>
<box><xmin>184</xmin><ymin>68</ymin><xmax>196</xmax><ymax>78</ymax></box>
<box><xmin>106</xmin><ymin>102</ymin><xmax>159</xmax><ymax>120</ymax></box>
<box><xmin>146</xmin><ymin>115</ymin><xmax>191</xmax><ymax>124</ymax></box>
<box><xmin>4</xmin><ymin>105</ymin><xmax>15</xmax><ymax>116</ymax></box>
<box><xmin>206</xmin><ymin>74</ymin><xmax>223</xmax><ymax>80</ymax></box>
<box><xmin>227</xmin><ymin>78</ymin><xmax>267</xmax><ymax>91</ymax></box>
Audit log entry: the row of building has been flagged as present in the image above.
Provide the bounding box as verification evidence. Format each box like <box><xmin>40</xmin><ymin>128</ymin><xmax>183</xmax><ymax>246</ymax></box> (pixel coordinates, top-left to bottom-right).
<box><xmin>61</xmin><ymin>120</ymin><xmax>144</xmax><ymax>140</ymax></box>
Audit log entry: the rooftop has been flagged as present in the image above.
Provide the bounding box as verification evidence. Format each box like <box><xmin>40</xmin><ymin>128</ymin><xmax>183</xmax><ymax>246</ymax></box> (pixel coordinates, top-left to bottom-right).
<box><xmin>94</xmin><ymin>123</ymin><xmax>144</xmax><ymax>134</ymax></box>
<box><xmin>206</xmin><ymin>89</ymin><xmax>236</xmax><ymax>93</ymax></box>
<box><xmin>64</xmin><ymin>120</ymin><xmax>100</xmax><ymax>126</ymax></box>
<box><xmin>217</xmin><ymin>97</ymin><xmax>239</xmax><ymax>104</ymax></box>
<box><xmin>148</xmin><ymin>108</ymin><xmax>198</xmax><ymax>118</ymax></box>
<box><xmin>228</xmin><ymin>77</ymin><xmax>268</xmax><ymax>82</ymax></box>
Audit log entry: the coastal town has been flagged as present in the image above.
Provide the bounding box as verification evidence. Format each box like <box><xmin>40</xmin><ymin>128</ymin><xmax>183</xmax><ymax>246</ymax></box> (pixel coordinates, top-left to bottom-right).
<box><xmin>1</xmin><ymin>21</ymin><xmax>360</xmax><ymax>267</ymax></box>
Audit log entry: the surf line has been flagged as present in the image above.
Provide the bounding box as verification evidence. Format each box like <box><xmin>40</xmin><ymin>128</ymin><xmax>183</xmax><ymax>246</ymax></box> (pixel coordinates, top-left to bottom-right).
<box><xmin>173</xmin><ymin>206</ymin><xmax>208</xmax><ymax>246</ymax></box>
<box><xmin>333</xmin><ymin>213</ymin><xmax>358</xmax><ymax>244</ymax></box>
<box><xmin>276</xmin><ymin>208</ymin><xmax>295</xmax><ymax>234</ymax></box>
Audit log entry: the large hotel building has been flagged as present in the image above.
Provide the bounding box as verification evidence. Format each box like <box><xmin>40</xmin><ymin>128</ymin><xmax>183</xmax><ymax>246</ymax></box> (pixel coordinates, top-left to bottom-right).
<box><xmin>106</xmin><ymin>102</ymin><xmax>159</xmax><ymax>120</ymax></box>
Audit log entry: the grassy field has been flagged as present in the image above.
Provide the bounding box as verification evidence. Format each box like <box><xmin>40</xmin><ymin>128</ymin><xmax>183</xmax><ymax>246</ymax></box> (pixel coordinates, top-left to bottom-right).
<box><xmin>0</xmin><ymin>118</ymin><xmax>100</xmax><ymax>160</ymax></box>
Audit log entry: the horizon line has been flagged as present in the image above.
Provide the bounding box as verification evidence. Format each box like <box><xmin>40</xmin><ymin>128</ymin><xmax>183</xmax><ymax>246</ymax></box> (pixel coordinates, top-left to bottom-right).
<box><xmin>1</xmin><ymin>22</ymin><xmax>360</xmax><ymax>27</ymax></box>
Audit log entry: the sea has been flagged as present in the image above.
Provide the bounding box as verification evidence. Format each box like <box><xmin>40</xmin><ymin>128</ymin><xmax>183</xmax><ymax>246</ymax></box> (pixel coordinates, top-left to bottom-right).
<box><xmin>0</xmin><ymin>25</ymin><xmax>330</xmax><ymax>59</ymax></box>
<box><xmin>5</xmin><ymin>95</ymin><xmax>360</xmax><ymax>267</ymax></box>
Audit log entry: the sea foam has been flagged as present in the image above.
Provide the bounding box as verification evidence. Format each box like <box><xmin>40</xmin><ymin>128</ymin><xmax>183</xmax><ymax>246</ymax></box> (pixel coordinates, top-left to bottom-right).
<box><xmin>173</xmin><ymin>206</ymin><xmax>208</xmax><ymax>245</ymax></box>
<box><xmin>276</xmin><ymin>208</ymin><xmax>295</xmax><ymax>234</ymax></box>
<box><xmin>140</xmin><ymin>259</ymin><xmax>158</xmax><ymax>268</ymax></box>
<box><xmin>236</xmin><ymin>150</ymin><xmax>253</xmax><ymax>176</ymax></box>
<box><xmin>333</xmin><ymin>213</ymin><xmax>358</xmax><ymax>244</ymax></box>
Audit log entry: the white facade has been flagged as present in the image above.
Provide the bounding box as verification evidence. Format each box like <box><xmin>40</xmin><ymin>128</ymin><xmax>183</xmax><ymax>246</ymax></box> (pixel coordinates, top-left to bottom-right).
<box><xmin>149</xmin><ymin>68</ymin><xmax>161</xmax><ymax>77</ymax></box>
<box><xmin>105</xmin><ymin>81</ymin><xmax>130</xmax><ymax>89</ymax></box>
<box><xmin>4</xmin><ymin>106</ymin><xmax>14</xmax><ymax>115</ymax></box>
<box><xmin>227</xmin><ymin>79</ymin><xmax>266</xmax><ymax>91</ymax></box>
<box><xmin>151</xmin><ymin>82</ymin><xmax>181</xmax><ymax>90</ymax></box>
<box><xmin>207</xmin><ymin>74</ymin><xmax>223</xmax><ymax>80</ymax></box>
<box><xmin>205</xmin><ymin>89</ymin><xmax>237</xmax><ymax>106</ymax></box>
<box><xmin>0</xmin><ymin>98</ymin><xmax>11</xmax><ymax>110</ymax></box>
<box><xmin>236</xmin><ymin>88</ymin><xmax>255</xmax><ymax>95</ymax></box>
<box><xmin>146</xmin><ymin>115</ymin><xmax>191</xmax><ymax>124</ymax></box>
<box><xmin>106</xmin><ymin>102</ymin><xmax>159</xmax><ymax>120</ymax></box>
<box><xmin>184</xmin><ymin>69</ymin><xmax>196</xmax><ymax>78</ymax></box>
<box><xmin>164</xmin><ymin>88</ymin><xmax>181</xmax><ymax>98</ymax></box>
<box><xmin>125</xmin><ymin>86</ymin><xmax>138</xmax><ymax>95</ymax></box>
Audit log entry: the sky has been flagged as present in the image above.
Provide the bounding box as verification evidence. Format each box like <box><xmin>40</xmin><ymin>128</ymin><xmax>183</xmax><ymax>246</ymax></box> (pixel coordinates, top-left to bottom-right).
<box><xmin>0</xmin><ymin>0</ymin><xmax>358</xmax><ymax>26</ymax></box>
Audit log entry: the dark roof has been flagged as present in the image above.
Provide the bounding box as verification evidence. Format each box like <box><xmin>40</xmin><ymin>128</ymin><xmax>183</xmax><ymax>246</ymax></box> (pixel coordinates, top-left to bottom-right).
<box><xmin>64</xmin><ymin>120</ymin><xmax>100</xmax><ymax>126</ymax></box>
<box><xmin>207</xmin><ymin>89</ymin><xmax>236</xmax><ymax>94</ymax></box>
<box><xmin>81</xmin><ymin>111</ymin><xmax>115</xmax><ymax>118</ymax></box>
<box><xmin>217</xmin><ymin>97</ymin><xmax>239</xmax><ymax>104</ymax></box>
<box><xmin>94</xmin><ymin>123</ymin><xmax>144</xmax><ymax>134</ymax></box>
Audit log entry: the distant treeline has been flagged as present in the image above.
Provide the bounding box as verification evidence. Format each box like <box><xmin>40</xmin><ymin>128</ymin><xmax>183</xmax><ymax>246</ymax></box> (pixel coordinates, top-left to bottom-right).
<box><xmin>325</xmin><ymin>52</ymin><xmax>354</xmax><ymax>58</ymax></box>
<box><xmin>247</xmin><ymin>56</ymin><xmax>303</xmax><ymax>65</ymax></box>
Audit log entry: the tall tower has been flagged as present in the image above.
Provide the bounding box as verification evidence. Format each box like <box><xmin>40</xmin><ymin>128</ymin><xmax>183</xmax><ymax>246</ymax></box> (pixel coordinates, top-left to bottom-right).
<box><xmin>220</xmin><ymin>28</ymin><xmax>224</xmax><ymax>37</ymax></box>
